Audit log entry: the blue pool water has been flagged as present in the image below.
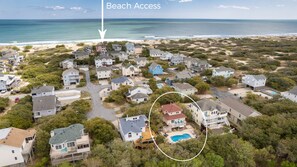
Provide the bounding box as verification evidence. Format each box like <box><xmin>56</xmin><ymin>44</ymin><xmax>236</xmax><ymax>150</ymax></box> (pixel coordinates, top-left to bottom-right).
<box><xmin>171</xmin><ymin>133</ymin><xmax>191</xmax><ymax>142</ymax></box>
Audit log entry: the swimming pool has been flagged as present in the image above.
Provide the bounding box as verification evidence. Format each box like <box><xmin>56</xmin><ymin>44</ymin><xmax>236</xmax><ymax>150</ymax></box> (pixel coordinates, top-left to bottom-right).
<box><xmin>265</xmin><ymin>90</ymin><xmax>278</xmax><ymax>95</ymax></box>
<box><xmin>170</xmin><ymin>133</ymin><xmax>192</xmax><ymax>142</ymax></box>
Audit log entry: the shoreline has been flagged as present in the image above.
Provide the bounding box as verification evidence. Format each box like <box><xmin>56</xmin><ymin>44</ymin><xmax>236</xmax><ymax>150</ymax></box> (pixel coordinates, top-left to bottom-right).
<box><xmin>1</xmin><ymin>33</ymin><xmax>297</xmax><ymax>47</ymax></box>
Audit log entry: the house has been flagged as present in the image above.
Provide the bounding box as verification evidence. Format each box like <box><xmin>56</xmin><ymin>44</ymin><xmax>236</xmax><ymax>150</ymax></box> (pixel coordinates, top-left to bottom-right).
<box><xmin>0</xmin><ymin>127</ymin><xmax>36</xmax><ymax>167</ymax></box>
<box><xmin>96</xmin><ymin>66</ymin><xmax>112</xmax><ymax>80</ymax></box>
<box><xmin>49</xmin><ymin>124</ymin><xmax>90</xmax><ymax>166</ymax></box>
<box><xmin>96</xmin><ymin>44</ymin><xmax>107</xmax><ymax>54</ymax></box>
<box><xmin>122</xmin><ymin>64</ymin><xmax>141</xmax><ymax>77</ymax></box>
<box><xmin>33</xmin><ymin>95</ymin><xmax>59</xmax><ymax>119</ymax></box>
<box><xmin>185</xmin><ymin>58</ymin><xmax>211</xmax><ymax>72</ymax></box>
<box><xmin>149</xmin><ymin>49</ymin><xmax>164</xmax><ymax>57</ymax></box>
<box><xmin>172</xmin><ymin>83</ymin><xmax>197</xmax><ymax>96</ymax></box>
<box><xmin>170</xmin><ymin>54</ymin><xmax>184</xmax><ymax>65</ymax></box>
<box><xmin>281</xmin><ymin>86</ymin><xmax>297</xmax><ymax>103</ymax></box>
<box><xmin>160</xmin><ymin>52</ymin><xmax>173</xmax><ymax>61</ymax></box>
<box><xmin>125</xmin><ymin>42</ymin><xmax>135</xmax><ymax>54</ymax></box>
<box><xmin>166</xmin><ymin>70</ymin><xmax>197</xmax><ymax>86</ymax></box>
<box><xmin>110</xmin><ymin>51</ymin><xmax>128</xmax><ymax>62</ymax></box>
<box><xmin>95</xmin><ymin>54</ymin><xmax>113</xmax><ymax>67</ymax></box>
<box><xmin>149</xmin><ymin>62</ymin><xmax>163</xmax><ymax>76</ymax></box>
<box><xmin>161</xmin><ymin>103</ymin><xmax>186</xmax><ymax>130</ymax></box>
<box><xmin>62</xmin><ymin>69</ymin><xmax>80</xmax><ymax>86</ymax></box>
<box><xmin>189</xmin><ymin>99</ymin><xmax>230</xmax><ymax>130</ymax></box>
<box><xmin>73</xmin><ymin>50</ymin><xmax>89</xmax><ymax>60</ymax></box>
<box><xmin>111</xmin><ymin>76</ymin><xmax>134</xmax><ymax>90</ymax></box>
<box><xmin>118</xmin><ymin>115</ymin><xmax>148</xmax><ymax>142</ymax></box>
<box><xmin>60</xmin><ymin>59</ymin><xmax>77</xmax><ymax>69</ymax></box>
<box><xmin>83</xmin><ymin>46</ymin><xmax>93</xmax><ymax>54</ymax></box>
<box><xmin>134</xmin><ymin>45</ymin><xmax>143</xmax><ymax>55</ymax></box>
<box><xmin>218</xmin><ymin>97</ymin><xmax>261</xmax><ymax>126</ymax></box>
<box><xmin>126</xmin><ymin>86</ymin><xmax>153</xmax><ymax>103</ymax></box>
<box><xmin>212</xmin><ymin>66</ymin><xmax>235</xmax><ymax>78</ymax></box>
<box><xmin>242</xmin><ymin>75</ymin><xmax>266</xmax><ymax>90</ymax></box>
<box><xmin>0</xmin><ymin>74</ymin><xmax>16</xmax><ymax>91</ymax></box>
<box><xmin>133</xmin><ymin>127</ymin><xmax>156</xmax><ymax>149</ymax></box>
<box><xmin>135</xmin><ymin>57</ymin><xmax>148</xmax><ymax>67</ymax></box>
<box><xmin>0</xmin><ymin>62</ymin><xmax>10</xmax><ymax>73</ymax></box>
<box><xmin>0</xmin><ymin>50</ymin><xmax>24</xmax><ymax>67</ymax></box>
<box><xmin>31</xmin><ymin>86</ymin><xmax>55</xmax><ymax>98</ymax></box>
<box><xmin>112</xmin><ymin>44</ymin><xmax>122</xmax><ymax>51</ymax></box>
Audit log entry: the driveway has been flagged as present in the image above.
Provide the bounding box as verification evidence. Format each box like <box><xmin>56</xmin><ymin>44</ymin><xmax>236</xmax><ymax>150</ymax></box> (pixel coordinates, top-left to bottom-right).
<box><xmin>84</xmin><ymin>70</ymin><xmax>117</xmax><ymax>121</ymax></box>
<box><xmin>210</xmin><ymin>87</ymin><xmax>234</xmax><ymax>99</ymax></box>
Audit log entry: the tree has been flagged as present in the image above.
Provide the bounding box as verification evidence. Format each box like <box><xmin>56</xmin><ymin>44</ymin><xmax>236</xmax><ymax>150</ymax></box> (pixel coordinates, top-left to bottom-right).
<box><xmin>84</xmin><ymin>118</ymin><xmax>119</xmax><ymax>145</ymax></box>
<box><xmin>267</xmin><ymin>77</ymin><xmax>296</xmax><ymax>91</ymax></box>
<box><xmin>35</xmin><ymin>129</ymin><xmax>51</xmax><ymax>158</ymax></box>
<box><xmin>148</xmin><ymin>78</ymin><xmax>158</xmax><ymax>92</ymax></box>
<box><xmin>70</xmin><ymin>100</ymin><xmax>91</xmax><ymax>113</ymax></box>
<box><xmin>195</xmin><ymin>82</ymin><xmax>210</xmax><ymax>94</ymax></box>
<box><xmin>0</xmin><ymin>97</ymin><xmax>9</xmax><ymax>113</ymax></box>
<box><xmin>204</xmin><ymin>153</ymin><xmax>224</xmax><ymax>167</ymax></box>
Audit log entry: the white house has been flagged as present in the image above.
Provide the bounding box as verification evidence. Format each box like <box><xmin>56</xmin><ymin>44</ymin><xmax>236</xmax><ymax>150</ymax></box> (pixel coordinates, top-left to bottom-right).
<box><xmin>218</xmin><ymin>97</ymin><xmax>261</xmax><ymax>126</ymax></box>
<box><xmin>135</xmin><ymin>57</ymin><xmax>147</xmax><ymax>67</ymax></box>
<box><xmin>281</xmin><ymin>86</ymin><xmax>297</xmax><ymax>103</ymax></box>
<box><xmin>242</xmin><ymin>75</ymin><xmax>266</xmax><ymax>90</ymax></box>
<box><xmin>62</xmin><ymin>69</ymin><xmax>80</xmax><ymax>86</ymax></box>
<box><xmin>33</xmin><ymin>95</ymin><xmax>59</xmax><ymax>119</ymax></box>
<box><xmin>149</xmin><ymin>49</ymin><xmax>164</xmax><ymax>58</ymax></box>
<box><xmin>0</xmin><ymin>127</ymin><xmax>36</xmax><ymax>167</ymax></box>
<box><xmin>160</xmin><ymin>52</ymin><xmax>173</xmax><ymax>61</ymax></box>
<box><xmin>31</xmin><ymin>86</ymin><xmax>55</xmax><ymax>98</ymax></box>
<box><xmin>60</xmin><ymin>59</ymin><xmax>76</xmax><ymax>69</ymax></box>
<box><xmin>49</xmin><ymin>124</ymin><xmax>90</xmax><ymax>166</ymax></box>
<box><xmin>95</xmin><ymin>54</ymin><xmax>113</xmax><ymax>67</ymax></box>
<box><xmin>212</xmin><ymin>66</ymin><xmax>235</xmax><ymax>78</ymax></box>
<box><xmin>111</xmin><ymin>76</ymin><xmax>134</xmax><ymax>90</ymax></box>
<box><xmin>189</xmin><ymin>99</ymin><xmax>230</xmax><ymax>130</ymax></box>
<box><xmin>172</xmin><ymin>83</ymin><xmax>197</xmax><ymax>96</ymax></box>
<box><xmin>125</xmin><ymin>42</ymin><xmax>135</xmax><ymax>54</ymax></box>
<box><xmin>0</xmin><ymin>74</ymin><xmax>16</xmax><ymax>91</ymax></box>
<box><xmin>122</xmin><ymin>64</ymin><xmax>141</xmax><ymax>77</ymax></box>
<box><xmin>119</xmin><ymin>115</ymin><xmax>148</xmax><ymax>142</ymax></box>
<box><xmin>96</xmin><ymin>66</ymin><xmax>112</xmax><ymax>80</ymax></box>
<box><xmin>126</xmin><ymin>86</ymin><xmax>153</xmax><ymax>103</ymax></box>
<box><xmin>0</xmin><ymin>50</ymin><xmax>24</xmax><ymax>67</ymax></box>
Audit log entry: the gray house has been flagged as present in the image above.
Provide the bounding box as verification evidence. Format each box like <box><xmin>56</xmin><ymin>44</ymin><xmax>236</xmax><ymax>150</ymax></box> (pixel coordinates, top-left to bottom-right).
<box><xmin>62</xmin><ymin>69</ymin><xmax>80</xmax><ymax>86</ymax></box>
<box><xmin>31</xmin><ymin>86</ymin><xmax>55</xmax><ymax>98</ymax></box>
<box><xmin>33</xmin><ymin>95</ymin><xmax>59</xmax><ymax>119</ymax></box>
<box><xmin>112</xmin><ymin>44</ymin><xmax>122</xmax><ymax>51</ymax></box>
<box><xmin>170</xmin><ymin>54</ymin><xmax>184</xmax><ymax>65</ymax></box>
<box><xmin>118</xmin><ymin>115</ymin><xmax>148</xmax><ymax>142</ymax></box>
<box><xmin>73</xmin><ymin>50</ymin><xmax>90</xmax><ymax>60</ymax></box>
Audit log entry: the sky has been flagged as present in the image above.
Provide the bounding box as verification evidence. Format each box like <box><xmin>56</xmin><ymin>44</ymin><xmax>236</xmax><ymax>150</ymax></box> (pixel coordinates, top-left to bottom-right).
<box><xmin>0</xmin><ymin>0</ymin><xmax>297</xmax><ymax>19</ymax></box>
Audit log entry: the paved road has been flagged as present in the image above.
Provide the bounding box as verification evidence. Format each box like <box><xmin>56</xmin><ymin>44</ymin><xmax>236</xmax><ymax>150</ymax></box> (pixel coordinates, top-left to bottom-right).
<box><xmin>84</xmin><ymin>70</ymin><xmax>117</xmax><ymax>121</ymax></box>
<box><xmin>210</xmin><ymin>87</ymin><xmax>234</xmax><ymax>99</ymax></box>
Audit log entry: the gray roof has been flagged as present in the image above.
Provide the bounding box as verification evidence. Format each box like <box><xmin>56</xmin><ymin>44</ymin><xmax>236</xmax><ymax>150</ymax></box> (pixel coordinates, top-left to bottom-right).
<box><xmin>31</xmin><ymin>86</ymin><xmax>54</xmax><ymax>95</ymax></box>
<box><xmin>288</xmin><ymin>86</ymin><xmax>297</xmax><ymax>95</ymax></box>
<box><xmin>246</xmin><ymin>75</ymin><xmax>266</xmax><ymax>81</ymax></box>
<box><xmin>219</xmin><ymin>97</ymin><xmax>260</xmax><ymax>117</ymax></box>
<box><xmin>96</xmin><ymin>66</ymin><xmax>112</xmax><ymax>72</ymax></box>
<box><xmin>119</xmin><ymin>115</ymin><xmax>147</xmax><ymax>135</ymax></box>
<box><xmin>149</xmin><ymin>62</ymin><xmax>161</xmax><ymax>70</ymax></box>
<box><xmin>194</xmin><ymin>99</ymin><xmax>226</xmax><ymax>112</ymax></box>
<box><xmin>136</xmin><ymin>57</ymin><xmax>147</xmax><ymax>62</ymax></box>
<box><xmin>214</xmin><ymin>66</ymin><xmax>235</xmax><ymax>72</ymax></box>
<box><xmin>172</xmin><ymin>83</ymin><xmax>197</xmax><ymax>90</ymax></box>
<box><xmin>130</xmin><ymin>93</ymin><xmax>149</xmax><ymax>100</ymax></box>
<box><xmin>150</xmin><ymin>49</ymin><xmax>163</xmax><ymax>55</ymax></box>
<box><xmin>176</xmin><ymin>70</ymin><xmax>195</xmax><ymax>79</ymax></box>
<box><xmin>111</xmin><ymin>76</ymin><xmax>129</xmax><ymax>84</ymax></box>
<box><xmin>95</xmin><ymin>54</ymin><xmax>113</xmax><ymax>60</ymax></box>
<box><xmin>73</xmin><ymin>50</ymin><xmax>89</xmax><ymax>57</ymax></box>
<box><xmin>33</xmin><ymin>95</ymin><xmax>56</xmax><ymax>112</ymax></box>
<box><xmin>49</xmin><ymin>124</ymin><xmax>84</xmax><ymax>145</ymax></box>
<box><xmin>62</xmin><ymin>68</ymin><xmax>79</xmax><ymax>76</ymax></box>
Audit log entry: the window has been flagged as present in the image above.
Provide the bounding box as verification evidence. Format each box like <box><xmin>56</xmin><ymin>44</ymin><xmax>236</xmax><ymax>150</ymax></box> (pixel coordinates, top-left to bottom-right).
<box><xmin>55</xmin><ymin>145</ymin><xmax>62</xmax><ymax>149</ymax></box>
<box><xmin>15</xmin><ymin>157</ymin><xmax>17</xmax><ymax>160</ymax></box>
<box><xmin>67</xmin><ymin>142</ymin><xmax>75</xmax><ymax>147</ymax></box>
<box><xmin>128</xmin><ymin>133</ymin><xmax>132</xmax><ymax>138</ymax></box>
<box><xmin>12</xmin><ymin>150</ymin><xmax>15</xmax><ymax>153</ymax></box>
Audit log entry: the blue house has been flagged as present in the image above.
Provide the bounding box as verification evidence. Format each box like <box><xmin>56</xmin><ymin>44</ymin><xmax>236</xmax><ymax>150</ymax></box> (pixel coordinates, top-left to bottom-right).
<box><xmin>149</xmin><ymin>62</ymin><xmax>164</xmax><ymax>75</ymax></box>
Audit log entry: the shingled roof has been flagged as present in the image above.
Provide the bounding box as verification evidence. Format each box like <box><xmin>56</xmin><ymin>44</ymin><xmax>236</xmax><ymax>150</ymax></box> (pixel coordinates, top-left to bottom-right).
<box><xmin>49</xmin><ymin>124</ymin><xmax>84</xmax><ymax>145</ymax></box>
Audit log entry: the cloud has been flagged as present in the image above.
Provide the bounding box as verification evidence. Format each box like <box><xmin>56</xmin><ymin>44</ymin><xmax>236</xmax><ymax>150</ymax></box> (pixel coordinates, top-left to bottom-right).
<box><xmin>218</xmin><ymin>5</ymin><xmax>250</xmax><ymax>10</ymax></box>
<box><xmin>70</xmin><ymin>7</ymin><xmax>83</xmax><ymax>11</ymax></box>
<box><xmin>179</xmin><ymin>0</ymin><xmax>192</xmax><ymax>3</ymax></box>
<box><xmin>276</xmin><ymin>4</ymin><xmax>285</xmax><ymax>7</ymax></box>
<box><xmin>45</xmin><ymin>6</ymin><xmax>65</xmax><ymax>11</ymax></box>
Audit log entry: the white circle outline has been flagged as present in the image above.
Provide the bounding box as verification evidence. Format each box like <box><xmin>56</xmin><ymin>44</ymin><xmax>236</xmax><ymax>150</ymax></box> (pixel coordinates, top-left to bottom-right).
<box><xmin>148</xmin><ymin>91</ymin><xmax>208</xmax><ymax>162</ymax></box>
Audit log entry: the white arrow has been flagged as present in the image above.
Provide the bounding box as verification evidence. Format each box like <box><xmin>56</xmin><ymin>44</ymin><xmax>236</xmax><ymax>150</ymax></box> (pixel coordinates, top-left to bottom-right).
<box><xmin>98</xmin><ymin>0</ymin><xmax>107</xmax><ymax>42</ymax></box>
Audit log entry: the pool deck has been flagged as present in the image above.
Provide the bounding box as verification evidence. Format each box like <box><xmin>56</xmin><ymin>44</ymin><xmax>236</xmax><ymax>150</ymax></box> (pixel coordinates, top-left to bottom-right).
<box><xmin>164</xmin><ymin>125</ymin><xmax>197</xmax><ymax>143</ymax></box>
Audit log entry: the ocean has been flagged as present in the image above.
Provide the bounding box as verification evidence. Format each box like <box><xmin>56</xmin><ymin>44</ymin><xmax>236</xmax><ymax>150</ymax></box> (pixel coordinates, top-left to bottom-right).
<box><xmin>1</xmin><ymin>19</ymin><xmax>297</xmax><ymax>45</ymax></box>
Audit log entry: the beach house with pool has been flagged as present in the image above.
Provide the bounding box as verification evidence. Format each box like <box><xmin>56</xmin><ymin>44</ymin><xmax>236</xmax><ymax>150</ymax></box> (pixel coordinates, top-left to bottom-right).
<box><xmin>149</xmin><ymin>62</ymin><xmax>163</xmax><ymax>76</ymax></box>
<box><xmin>242</xmin><ymin>74</ymin><xmax>267</xmax><ymax>90</ymax></box>
<box><xmin>161</xmin><ymin>103</ymin><xmax>186</xmax><ymax>131</ymax></box>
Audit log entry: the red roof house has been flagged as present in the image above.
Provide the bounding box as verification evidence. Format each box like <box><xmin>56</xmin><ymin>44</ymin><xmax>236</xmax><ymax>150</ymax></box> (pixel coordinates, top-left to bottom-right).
<box><xmin>161</xmin><ymin>103</ymin><xmax>186</xmax><ymax>129</ymax></box>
